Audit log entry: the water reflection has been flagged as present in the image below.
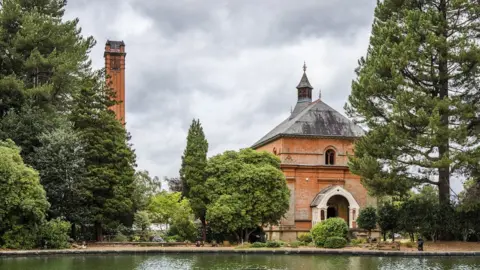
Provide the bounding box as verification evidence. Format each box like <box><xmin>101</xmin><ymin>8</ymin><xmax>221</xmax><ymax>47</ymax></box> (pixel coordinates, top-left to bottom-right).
<box><xmin>0</xmin><ymin>254</ymin><xmax>479</xmax><ymax>270</ymax></box>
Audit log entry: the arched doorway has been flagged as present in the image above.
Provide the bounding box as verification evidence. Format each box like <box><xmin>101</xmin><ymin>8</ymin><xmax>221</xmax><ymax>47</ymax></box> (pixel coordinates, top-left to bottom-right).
<box><xmin>327</xmin><ymin>195</ymin><xmax>349</xmax><ymax>223</ymax></box>
<box><xmin>310</xmin><ymin>185</ymin><xmax>360</xmax><ymax>228</ymax></box>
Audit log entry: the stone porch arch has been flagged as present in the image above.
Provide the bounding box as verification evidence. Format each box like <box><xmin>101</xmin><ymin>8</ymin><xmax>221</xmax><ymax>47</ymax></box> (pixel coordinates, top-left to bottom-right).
<box><xmin>311</xmin><ymin>185</ymin><xmax>360</xmax><ymax>228</ymax></box>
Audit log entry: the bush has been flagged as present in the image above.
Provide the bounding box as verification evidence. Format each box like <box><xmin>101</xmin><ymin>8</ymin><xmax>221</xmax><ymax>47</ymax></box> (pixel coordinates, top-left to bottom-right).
<box><xmin>2</xmin><ymin>225</ymin><xmax>38</xmax><ymax>249</ymax></box>
<box><xmin>113</xmin><ymin>232</ymin><xmax>129</xmax><ymax>242</ymax></box>
<box><xmin>250</xmin><ymin>242</ymin><xmax>267</xmax><ymax>248</ymax></box>
<box><xmin>265</xmin><ymin>240</ymin><xmax>282</xmax><ymax>248</ymax></box>
<box><xmin>297</xmin><ymin>232</ymin><xmax>313</xmax><ymax>243</ymax></box>
<box><xmin>310</xmin><ymin>218</ymin><xmax>348</xmax><ymax>247</ymax></box>
<box><xmin>350</xmin><ymin>238</ymin><xmax>366</xmax><ymax>246</ymax></box>
<box><xmin>324</xmin><ymin>237</ymin><xmax>347</xmax><ymax>249</ymax></box>
<box><xmin>39</xmin><ymin>218</ymin><xmax>71</xmax><ymax>249</ymax></box>
<box><xmin>290</xmin><ymin>241</ymin><xmax>301</xmax><ymax>248</ymax></box>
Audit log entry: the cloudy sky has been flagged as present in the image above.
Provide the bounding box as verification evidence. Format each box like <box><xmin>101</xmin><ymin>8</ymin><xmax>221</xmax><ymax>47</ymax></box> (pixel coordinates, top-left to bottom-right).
<box><xmin>62</xmin><ymin>0</ymin><xmax>462</xmax><ymax>193</ymax></box>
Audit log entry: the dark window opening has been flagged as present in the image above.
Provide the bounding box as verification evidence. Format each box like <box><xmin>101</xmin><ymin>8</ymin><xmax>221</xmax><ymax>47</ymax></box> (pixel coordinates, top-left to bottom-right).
<box><xmin>110</xmin><ymin>57</ymin><xmax>120</xmax><ymax>70</ymax></box>
<box><xmin>327</xmin><ymin>207</ymin><xmax>337</xmax><ymax>219</ymax></box>
<box><xmin>325</xmin><ymin>149</ymin><xmax>335</xmax><ymax>165</ymax></box>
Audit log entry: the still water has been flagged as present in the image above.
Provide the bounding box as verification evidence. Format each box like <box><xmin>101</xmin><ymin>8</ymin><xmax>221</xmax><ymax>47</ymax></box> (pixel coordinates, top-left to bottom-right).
<box><xmin>1</xmin><ymin>254</ymin><xmax>479</xmax><ymax>270</ymax></box>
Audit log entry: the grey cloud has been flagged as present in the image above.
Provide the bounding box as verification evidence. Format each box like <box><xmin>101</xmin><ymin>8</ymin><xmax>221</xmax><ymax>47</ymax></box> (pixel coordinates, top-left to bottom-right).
<box><xmin>65</xmin><ymin>0</ymin><xmax>378</xmax><ymax>186</ymax></box>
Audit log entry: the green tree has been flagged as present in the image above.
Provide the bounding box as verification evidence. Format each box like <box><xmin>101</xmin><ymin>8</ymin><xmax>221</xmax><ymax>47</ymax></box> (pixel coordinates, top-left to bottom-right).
<box><xmin>133</xmin><ymin>210</ymin><xmax>151</xmax><ymax>241</ymax></box>
<box><xmin>148</xmin><ymin>191</ymin><xmax>196</xmax><ymax>241</ymax></box>
<box><xmin>205</xmin><ymin>148</ymin><xmax>290</xmax><ymax>242</ymax></box>
<box><xmin>345</xmin><ymin>0</ymin><xmax>480</xmax><ymax>206</ymax></box>
<box><xmin>0</xmin><ymin>0</ymin><xmax>95</xmax><ymax>115</ymax></box>
<box><xmin>356</xmin><ymin>206</ymin><xmax>377</xmax><ymax>240</ymax></box>
<box><xmin>70</xmin><ymin>71</ymin><xmax>136</xmax><ymax>241</ymax></box>
<box><xmin>32</xmin><ymin>120</ymin><xmax>87</xmax><ymax>238</ymax></box>
<box><xmin>132</xmin><ymin>170</ymin><xmax>161</xmax><ymax>212</ymax></box>
<box><xmin>179</xmin><ymin>119</ymin><xmax>209</xmax><ymax>241</ymax></box>
<box><xmin>0</xmin><ymin>139</ymin><xmax>49</xmax><ymax>248</ymax></box>
<box><xmin>377</xmin><ymin>203</ymin><xmax>398</xmax><ymax>242</ymax></box>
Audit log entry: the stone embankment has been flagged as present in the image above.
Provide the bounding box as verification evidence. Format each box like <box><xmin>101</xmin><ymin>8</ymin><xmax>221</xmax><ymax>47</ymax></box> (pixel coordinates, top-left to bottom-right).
<box><xmin>1</xmin><ymin>246</ymin><xmax>480</xmax><ymax>257</ymax></box>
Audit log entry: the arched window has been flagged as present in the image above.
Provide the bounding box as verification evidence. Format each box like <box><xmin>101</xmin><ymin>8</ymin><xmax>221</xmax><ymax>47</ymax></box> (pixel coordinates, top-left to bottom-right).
<box><xmin>325</xmin><ymin>149</ymin><xmax>335</xmax><ymax>165</ymax></box>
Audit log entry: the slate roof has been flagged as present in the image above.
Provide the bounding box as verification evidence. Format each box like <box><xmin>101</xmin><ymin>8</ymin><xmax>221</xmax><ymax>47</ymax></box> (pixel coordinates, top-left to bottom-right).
<box><xmin>251</xmin><ymin>99</ymin><xmax>365</xmax><ymax>149</ymax></box>
<box><xmin>106</xmin><ymin>40</ymin><xmax>125</xmax><ymax>47</ymax></box>
<box><xmin>296</xmin><ymin>72</ymin><xmax>313</xmax><ymax>89</ymax></box>
<box><xmin>310</xmin><ymin>186</ymin><xmax>335</xmax><ymax>207</ymax></box>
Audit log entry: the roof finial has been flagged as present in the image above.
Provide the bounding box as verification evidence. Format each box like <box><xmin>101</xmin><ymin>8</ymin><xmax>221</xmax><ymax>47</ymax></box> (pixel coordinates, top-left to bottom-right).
<box><xmin>303</xmin><ymin>61</ymin><xmax>307</xmax><ymax>73</ymax></box>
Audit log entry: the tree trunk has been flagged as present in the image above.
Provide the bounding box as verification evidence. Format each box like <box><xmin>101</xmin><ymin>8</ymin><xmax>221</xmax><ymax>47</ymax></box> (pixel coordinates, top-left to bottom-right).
<box><xmin>437</xmin><ymin>0</ymin><xmax>450</xmax><ymax>209</ymax></box>
<box><xmin>95</xmin><ymin>221</ymin><xmax>103</xmax><ymax>242</ymax></box>
<box><xmin>383</xmin><ymin>232</ymin><xmax>386</xmax><ymax>242</ymax></box>
<box><xmin>392</xmin><ymin>231</ymin><xmax>395</xmax><ymax>242</ymax></box>
<box><xmin>71</xmin><ymin>222</ymin><xmax>76</xmax><ymax>241</ymax></box>
<box><xmin>409</xmin><ymin>233</ymin><xmax>414</xmax><ymax>243</ymax></box>
<box><xmin>200</xmin><ymin>217</ymin><xmax>207</xmax><ymax>242</ymax></box>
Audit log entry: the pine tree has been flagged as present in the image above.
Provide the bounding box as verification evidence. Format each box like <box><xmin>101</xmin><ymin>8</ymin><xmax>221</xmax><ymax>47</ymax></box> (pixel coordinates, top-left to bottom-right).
<box><xmin>179</xmin><ymin>119</ymin><xmax>209</xmax><ymax>241</ymax></box>
<box><xmin>0</xmin><ymin>0</ymin><xmax>95</xmax><ymax>162</ymax></box>
<box><xmin>346</xmin><ymin>0</ymin><xmax>480</xmax><ymax>206</ymax></box>
<box><xmin>70</xmin><ymin>70</ymin><xmax>136</xmax><ymax>241</ymax></box>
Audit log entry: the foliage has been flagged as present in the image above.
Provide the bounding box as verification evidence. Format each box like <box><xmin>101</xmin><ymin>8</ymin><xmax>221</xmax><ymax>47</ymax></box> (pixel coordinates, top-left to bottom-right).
<box><xmin>290</xmin><ymin>241</ymin><xmax>301</xmax><ymax>248</ymax></box>
<box><xmin>39</xmin><ymin>218</ymin><xmax>71</xmax><ymax>249</ymax></box>
<box><xmin>0</xmin><ymin>0</ymin><xmax>95</xmax><ymax>162</ymax></box>
<box><xmin>179</xmin><ymin>119</ymin><xmax>209</xmax><ymax>241</ymax></box>
<box><xmin>345</xmin><ymin>0</ymin><xmax>480</xmax><ymax>206</ymax></box>
<box><xmin>356</xmin><ymin>206</ymin><xmax>377</xmax><ymax>238</ymax></box>
<box><xmin>324</xmin><ymin>237</ymin><xmax>347</xmax><ymax>249</ymax></box>
<box><xmin>164</xmin><ymin>176</ymin><xmax>183</xmax><ymax>192</ymax></box>
<box><xmin>265</xmin><ymin>240</ymin><xmax>282</xmax><ymax>248</ymax></box>
<box><xmin>350</xmin><ymin>238</ymin><xmax>366</xmax><ymax>246</ymax></box>
<box><xmin>250</xmin><ymin>242</ymin><xmax>267</xmax><ymax>248</ymax></box>
<box><xmin>377</xmin><ymin>203</ymin><xmax>399</xmax><ymax>241</ymax></box>
<box><xmin>148</xmin><ymin>191</ymin><xmax>196</xmax><ymax>242</ymax></box>
<box><xmin>0</xmin><ymin>139</ymin><xmax>49</xmax><ymax>248</ymax></box>
<box><xmin>205</xmin><ymin>148</ymin><xmax>290</xmax><ymax>242</ymax></box>
<box><xmin>310</xmin><ymin>218</ymin><xmax>348</xmax><ymax>247</ymax></box>
<box><xmin>297</xmin><ymin>232</ymin><xmax>313</xmax><ymax>243</ymax></box>
<box><xmin>134</xmin><ymin>211</ymin><xmax>151</xmax><ymax>233</ymax></box>
<box><xmin>132</xmin><ymin>170</ymin><xmax>161</xmax><ymax>212</ymax></box>
<box><xmin>112</xmin><ymin>232</ymin><xmax>128</xmax><ymax>242</ymax></box>
<box><xmin>32</xmin><ymin>120</ymin><xmax>88</xmax><ymax>228</ymax></box>
<box><xmin>69</xmin><ymin>70</ymin><xmax>137</xmax><ymax>241</ymax></box>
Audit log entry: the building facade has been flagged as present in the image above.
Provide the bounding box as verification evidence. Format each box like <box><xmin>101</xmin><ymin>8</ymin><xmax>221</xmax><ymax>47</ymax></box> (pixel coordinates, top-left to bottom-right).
<box><xmin>252</xmin><ymin>64</ymin><xmax>376</xmax><ymax>241</ymax></box>
<box><xmin>104</xmin><ymin>40</ymin><xmax>126</xmax><ymax>124</ymax></box>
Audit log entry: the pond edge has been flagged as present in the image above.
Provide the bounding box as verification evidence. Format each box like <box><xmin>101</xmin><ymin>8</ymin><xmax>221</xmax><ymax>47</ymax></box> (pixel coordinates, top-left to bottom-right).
<box><xmin>1</xmin><ymin>248</ymin><xmax>480</xmax><ymax>258</ymax></box>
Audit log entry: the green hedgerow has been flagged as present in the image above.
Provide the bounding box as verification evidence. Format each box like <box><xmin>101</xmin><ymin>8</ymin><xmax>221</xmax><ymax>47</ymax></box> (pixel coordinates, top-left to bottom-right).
<box><xmin>310</xmin><ymin>218</ymin><xmax>348</xmax><ymax>247</ymax></box>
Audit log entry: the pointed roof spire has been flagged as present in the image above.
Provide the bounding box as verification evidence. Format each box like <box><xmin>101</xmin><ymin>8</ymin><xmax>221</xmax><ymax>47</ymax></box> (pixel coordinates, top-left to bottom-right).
<box><xmin>296</xmin><ymin>61</ymin><xmax>313</xmax><ymax>89</ymax></box>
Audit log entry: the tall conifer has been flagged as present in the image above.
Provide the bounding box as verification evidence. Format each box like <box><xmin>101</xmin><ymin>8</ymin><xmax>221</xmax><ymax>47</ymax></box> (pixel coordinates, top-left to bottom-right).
<box><xmin>179</xmin><ymin>119</ymin><xmax>209</xmax><ymax>241</ymax></box>
<box><xmin>346</xmin><ymin>0</ymin><xmax>480</xmax><ymax>205</ymax></box>
<box><xmin>70</xmin><ymin>70</ymin><xmax>136</xmax><ymax>241</ymax></box>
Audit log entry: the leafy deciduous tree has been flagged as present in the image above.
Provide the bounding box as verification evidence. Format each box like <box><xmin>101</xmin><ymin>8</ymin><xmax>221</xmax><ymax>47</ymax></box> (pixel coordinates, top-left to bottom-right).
<box><xmin>205</xmin><ymin>148</ymin><xmax>290</xmax><ymax>242</ymax></box>
<box><xmin>356</xmin><ymin>206</ymin><xmax>378</xmax><ymax>240</ymax></box>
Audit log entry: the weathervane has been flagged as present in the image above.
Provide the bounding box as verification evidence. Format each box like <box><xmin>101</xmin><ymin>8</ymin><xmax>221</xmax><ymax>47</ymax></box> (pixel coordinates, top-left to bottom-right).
<box><xmin>303</xmin><ymin>61</ymin><xmax>307</xmax><ymax>72</ymax></box>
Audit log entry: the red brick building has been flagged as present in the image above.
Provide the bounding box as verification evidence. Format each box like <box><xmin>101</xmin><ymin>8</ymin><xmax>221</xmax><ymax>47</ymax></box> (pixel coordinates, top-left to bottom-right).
<box><xmin>252</xmin><ymin>64</ymin><xmax>376</xmax><ymax>241</ymax></box>
<box><xmin>104</xmin><ymin>40</ymin><xmax>126</xmax><ymax>125</ymax></box>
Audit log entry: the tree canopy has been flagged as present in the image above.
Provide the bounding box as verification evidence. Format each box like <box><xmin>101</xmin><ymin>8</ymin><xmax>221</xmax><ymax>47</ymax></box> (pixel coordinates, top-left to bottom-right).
<box><xmin>205</xmin><ymin>148</ymin><xmax>290</xmax><ymax>242</ymax></box>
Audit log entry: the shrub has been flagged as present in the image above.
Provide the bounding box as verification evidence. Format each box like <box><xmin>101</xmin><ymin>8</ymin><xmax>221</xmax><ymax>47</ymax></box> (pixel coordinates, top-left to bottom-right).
<box><xmin>350</xmin><ymin>238</ymin><xmax>366</xmax><ymax>246</ymax></box>
<box><xmin>290</xmin><ymin>241</ymin><xmax>301</xmax><ymax>248</ymax></box>
<box><xmin>250</xmin><ymin>242</ymin><xmax>267</xmax><ymax>248</ymax></box>
<box><xmin>297</xmin><ymin>232</ymin><xmax>313</xmax><ymax>243</ymax></box>
<box><xmin>324</xmin><ymin>237</ymin><xmax>347</xmax><ymax>249</ymax></box>
<box><xmin>310</xmin><ymin>218</ymin><xmax>348</xmax><ymax>247</ymax></box>
<box><xmin>2</xmin><ymin>225</ymin><xmax>38</xmax><ymax>249</ymax></box>
<box><xmin>113</xmin><ymin>232</ymin><xmax>129</xmax><ymax>242</ymax></box>
<box><xmin>403</xmin><ymin>241</ymin><xmax>414</xmax><ymax>248</ymax></box>
<box><xmin>265</xmin><ymin>240</ymin><xmax>282</xmax><ymax>248</ymax></box>
<box><xmin>39</xmin><ymin>218</ymin><xmax>71</xmax><ymax>249</ymax></box>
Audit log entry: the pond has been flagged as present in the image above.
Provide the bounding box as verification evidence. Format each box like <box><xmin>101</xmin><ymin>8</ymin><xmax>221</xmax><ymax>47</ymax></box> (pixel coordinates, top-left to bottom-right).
<box><xmin>1</xmin><ymin>254</ymin><xmax>479</xmax><ymax>270</ymax></box>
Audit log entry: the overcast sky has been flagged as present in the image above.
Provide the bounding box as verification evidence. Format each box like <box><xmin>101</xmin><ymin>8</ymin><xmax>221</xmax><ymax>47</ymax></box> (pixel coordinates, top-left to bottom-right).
<box><xmin>64</xmin><ymin>0</ymin><xmax>464</xmax><ymax>193</ymax></box>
